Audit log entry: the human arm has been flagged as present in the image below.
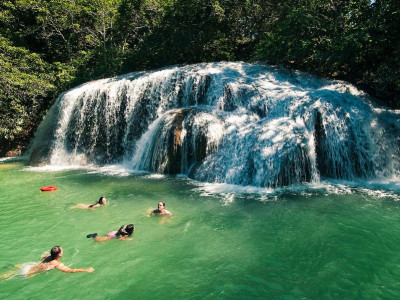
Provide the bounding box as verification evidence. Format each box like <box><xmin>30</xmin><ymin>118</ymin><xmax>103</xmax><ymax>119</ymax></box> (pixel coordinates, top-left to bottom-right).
<box><xmin>147</xmin><ymin>208</ymin><xmax>154</xmax><ymax>217</ymax></box>
<box><xmin>88</xmin><ymin>203</ymin><xmax>99</xmax><ymax>209</ymax></box>
<box><xmin>118</xmin><ymin>235</ymin><xmax>132</xmax><ymax>241</ymax></box>
<box><xmin>55</xmin><ymin>263</ymin><xmax>94</xmax><ymax>273</ymax></box>
<box><xmin>159</xmin><ymin>209</ymin><xmax>171</xmax><ymax>216</ymax></box>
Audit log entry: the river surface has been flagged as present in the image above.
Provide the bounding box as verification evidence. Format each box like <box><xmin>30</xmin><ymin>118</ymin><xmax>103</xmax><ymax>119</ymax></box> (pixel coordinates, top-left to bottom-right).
<box><xmin>1</xmin><ymin>159</ymin><xmax>400</xmax><ymax>299</ymax></box>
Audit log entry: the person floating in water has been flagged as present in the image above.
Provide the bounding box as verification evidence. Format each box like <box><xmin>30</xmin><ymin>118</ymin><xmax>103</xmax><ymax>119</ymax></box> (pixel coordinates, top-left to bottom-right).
<box><xmin>150</xmin><ymin>201</ymin><xmax>172</xmax><ymax>216</ymax></box>
<box><xmin>1</xmin><ymin>246</ymin><xmax>94</xmax><ymax>279</ymax></box>
<box><xmin>71</xmin><ymin>196</ymin><xmax>107</xmax><ymax>210</ymax></box>
<box><xmin>87</xmin><ymin>224</ymin><xmax>135</xmax><ymax>242</ymax></box>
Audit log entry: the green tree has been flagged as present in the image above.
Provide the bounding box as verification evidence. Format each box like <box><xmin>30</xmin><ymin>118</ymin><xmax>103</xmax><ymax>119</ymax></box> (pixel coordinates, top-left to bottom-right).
<box><xmin>0</xmin><ymin>36</ymin><xmax>56</xmax><ymax>155</ymax></box>
<box><xmin>0</xmin><ymin>0</ymin><xmax>400</xmax><ymax>155</ymax></box>
<box><xmin>254</xmin><ymin>0</ymin><xmax>400</xmax><ymax>107</ymax></box>
<box><xmin>127</xmin><ymin>0</ymin><xmax>229</xmax><ymax>69</ymax></box>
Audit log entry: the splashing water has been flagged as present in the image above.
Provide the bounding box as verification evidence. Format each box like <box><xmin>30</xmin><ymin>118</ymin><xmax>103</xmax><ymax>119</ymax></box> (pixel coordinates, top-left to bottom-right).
<box><xmin>28</xmin><ymin>62</ymin><xmax>400</xmax><ymax>187</ymax></box>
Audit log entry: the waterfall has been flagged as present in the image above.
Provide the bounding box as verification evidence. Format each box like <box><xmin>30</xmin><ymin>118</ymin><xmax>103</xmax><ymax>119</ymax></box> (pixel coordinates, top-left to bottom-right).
<box><xmin>28</xmin><ymin>62</ymin><xmax>400</xmax><ymax>187</ymax></box>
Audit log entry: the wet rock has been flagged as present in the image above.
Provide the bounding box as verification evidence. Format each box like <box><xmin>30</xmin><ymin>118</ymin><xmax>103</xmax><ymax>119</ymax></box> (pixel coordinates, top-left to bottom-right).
<box><xmin>5</xmin><ymin>149</ymin><xmax>21</xmax><ymax>157</ymax></box>
<box><xmin>29</xmin><ymin>146</ymin><xmax>50</xmax><ymax>166</ymax></box>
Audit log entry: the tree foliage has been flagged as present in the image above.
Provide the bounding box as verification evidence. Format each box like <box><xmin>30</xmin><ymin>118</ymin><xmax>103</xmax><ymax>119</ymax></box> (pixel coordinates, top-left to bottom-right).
<box><xmin>254</xmin><ymin>0</ymin><xmax>400</xmax><ymax>106</ymax></box>
<box><xmin>0</xmin><ymin>36</ymin><xmax>55</xmax><ymax>153</ymax></box>
<box><xmin>0</xmin><ymin>0</ymin><xmax>399</xmax><ymax>154</ymax></box>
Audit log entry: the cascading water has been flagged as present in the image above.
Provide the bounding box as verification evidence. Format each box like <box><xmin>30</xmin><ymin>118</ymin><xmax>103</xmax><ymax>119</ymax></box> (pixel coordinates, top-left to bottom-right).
<box><xmin>28</xmin><ymin>62</ymin><xmax>400</xmax><ymax>187</ymax></box>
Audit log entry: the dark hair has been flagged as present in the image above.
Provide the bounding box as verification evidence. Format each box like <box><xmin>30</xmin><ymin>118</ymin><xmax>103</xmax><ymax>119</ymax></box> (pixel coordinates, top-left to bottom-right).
<box><xmin>50</xmin><ymin>246</ymin><xmax>62</xmax><ymax>260</ymax></box>
<box><xmin>98</xmin><ymin>197</ymin><xmax>106</xmax><ymax>205</ymax></box>
<box><xmin>117</xmin><ymin>224</ymin><xmax>135</xmax><ymax>237</ymax></box>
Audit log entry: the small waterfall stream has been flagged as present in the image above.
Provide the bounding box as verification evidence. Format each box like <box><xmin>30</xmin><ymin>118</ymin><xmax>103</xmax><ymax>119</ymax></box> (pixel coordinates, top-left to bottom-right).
<box><xmin>28</xmin><ymin>62</ymin><xmax>400</xmax><ymax>187</ymax></box>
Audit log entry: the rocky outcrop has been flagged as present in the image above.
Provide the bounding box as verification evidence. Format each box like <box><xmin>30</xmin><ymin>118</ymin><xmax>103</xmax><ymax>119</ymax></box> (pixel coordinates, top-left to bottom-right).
<box><xmin>28</xmin><ymin>146</ymin><xmax>51</xmax><ymax>166</ymax></box>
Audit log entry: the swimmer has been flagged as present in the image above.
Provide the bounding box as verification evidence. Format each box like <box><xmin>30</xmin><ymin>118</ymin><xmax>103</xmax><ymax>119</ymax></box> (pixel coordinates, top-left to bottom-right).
<box><xmin>1</xmin><ymin>246</ymin><xmax>94</xmax><ymax>279</ymax></box>
<box><xmin>71</xmin><ymin>196</ymin><xmax>107</xmax><ymax>210</ymax></box>
<box><xmin>87</xmin><ymin>224</ymin><xmax>134</xmax><ymax>242</ymax></box>
<box><xmin>149</xmin><ymin>201</ymin><xmax>172</xmax><ymax>216</ymax></box>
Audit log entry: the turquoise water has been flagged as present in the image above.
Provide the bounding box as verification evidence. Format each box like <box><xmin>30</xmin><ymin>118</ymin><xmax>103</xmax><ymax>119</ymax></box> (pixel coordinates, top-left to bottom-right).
<box><xmin>1</xmin><ymin>160</ymin><xmax>400</xmax><ymax>299</ymax></box>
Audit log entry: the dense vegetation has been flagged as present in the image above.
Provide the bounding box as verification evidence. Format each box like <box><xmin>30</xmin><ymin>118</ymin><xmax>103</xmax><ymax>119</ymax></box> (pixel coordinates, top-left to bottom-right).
<box><xmin>0</xmin><ymin>0</ymin><xmax>399</xmax><ymax>155</ymax></box>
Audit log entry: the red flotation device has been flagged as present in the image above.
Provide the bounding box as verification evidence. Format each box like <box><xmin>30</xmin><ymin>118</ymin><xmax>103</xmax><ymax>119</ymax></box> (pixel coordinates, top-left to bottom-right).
<box><xmin>40</xmin><ymin>186</ymin><xmax>58</xmax><ymax>192</ymax></box>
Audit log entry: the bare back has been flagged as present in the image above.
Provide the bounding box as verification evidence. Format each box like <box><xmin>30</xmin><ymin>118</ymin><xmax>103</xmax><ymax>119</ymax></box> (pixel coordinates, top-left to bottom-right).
<box><xmin>25</xmin><ymin>262</ymin><xmax>55</xmax><ymax>276</ymax></box>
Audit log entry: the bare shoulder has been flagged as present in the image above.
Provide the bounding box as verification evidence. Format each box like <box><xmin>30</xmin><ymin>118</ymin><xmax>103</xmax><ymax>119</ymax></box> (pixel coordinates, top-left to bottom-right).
<box><xmin>49</xmin><ymin>260</ymin><xmax>62</xmax><ymax>267</ymax></box>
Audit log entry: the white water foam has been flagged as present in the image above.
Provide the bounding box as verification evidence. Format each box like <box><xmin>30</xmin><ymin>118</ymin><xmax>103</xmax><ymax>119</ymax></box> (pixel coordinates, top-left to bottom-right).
<box><xmin>0</xmin><ymin>157</ymin><xmax>14</xmax><ymax>162</ymax></box>
<box><xmin>27</xmin><ymin>62</ymin><xmax>400</xmax><ymax>189</ymax></box>
<box><xmin>192</xmin><ymin>179</ymin><xmax>400</xmax><ymax>202</ymax></box>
